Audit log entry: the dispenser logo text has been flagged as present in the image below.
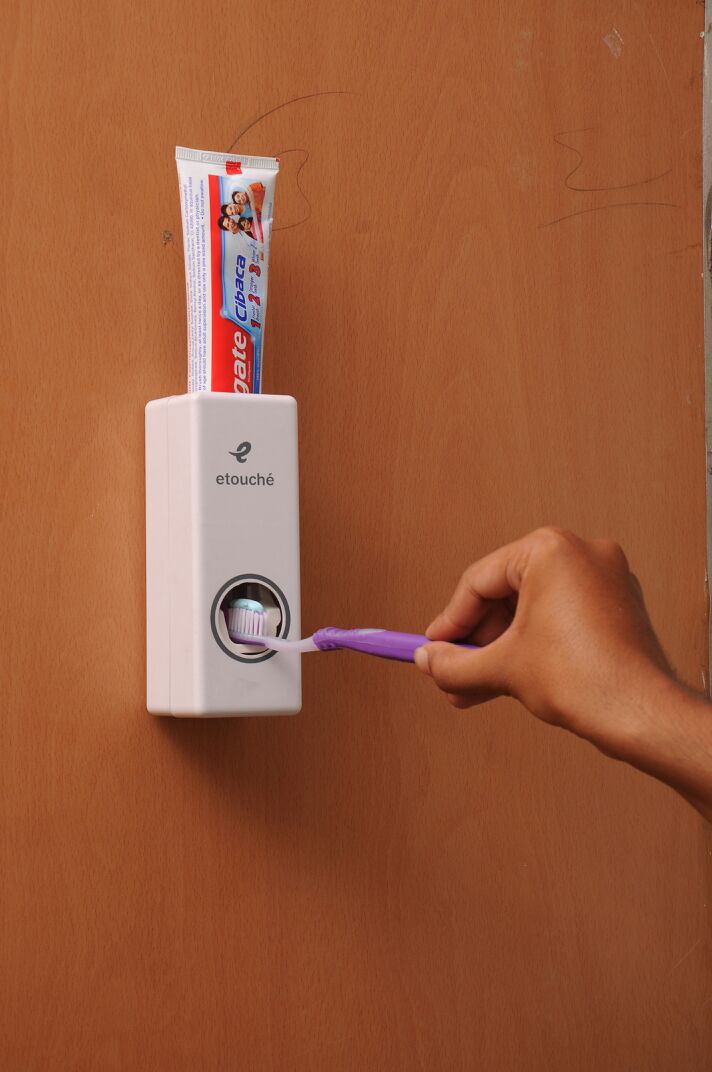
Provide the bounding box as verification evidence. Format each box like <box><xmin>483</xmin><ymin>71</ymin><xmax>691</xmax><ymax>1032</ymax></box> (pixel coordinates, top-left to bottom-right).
<box><xmin>228</xmin><ymin>442</ymin><xmax>252</xmax><ymax>463</ymax></box>
<box><xmin>217</xmin><ymin>439</ymin><xmax>274</xmax><ymax>487</ymax></box>
<box><xmin>216</xmin><ymin>472</ymin><xmax>275</xmax><ymax>488</ymax></box>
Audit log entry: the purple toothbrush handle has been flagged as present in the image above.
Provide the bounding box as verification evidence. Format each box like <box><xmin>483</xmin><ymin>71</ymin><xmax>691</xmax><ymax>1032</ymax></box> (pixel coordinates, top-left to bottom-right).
<box><xmin>313</xmin><ymin>628</ymin><xmax>477</xmax><ymax>663</ymax></box>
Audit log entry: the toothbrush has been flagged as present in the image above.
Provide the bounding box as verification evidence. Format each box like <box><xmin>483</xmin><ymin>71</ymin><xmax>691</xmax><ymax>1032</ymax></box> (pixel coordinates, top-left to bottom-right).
<box><xmin>226</xmin><ymin>598</ymin><xmax>476</xmax><ymax>664</ymax></box>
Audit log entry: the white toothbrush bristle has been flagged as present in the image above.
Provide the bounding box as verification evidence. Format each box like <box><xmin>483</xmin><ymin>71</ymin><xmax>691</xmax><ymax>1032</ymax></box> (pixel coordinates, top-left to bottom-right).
<box><xmin>226</xmin><ymin>599</ymin><xmax>266</xmax><ymax>644</ymax></box>
<box><xmin>239</xmin><ymin>607</ymin><xmax>265</xmax><ymax>637</ymax></box>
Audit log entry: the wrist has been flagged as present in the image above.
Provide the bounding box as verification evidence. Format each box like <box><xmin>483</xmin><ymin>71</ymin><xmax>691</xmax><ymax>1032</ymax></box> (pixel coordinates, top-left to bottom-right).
<box><xmin>600</xmin><ymin>666</ymin><xmax>712</xmax><ymax>805</ymax></box>
<box><xmin>556</xmin><ymin>657</ymin><xmax>675</xmax><ymax>756</ymax></box>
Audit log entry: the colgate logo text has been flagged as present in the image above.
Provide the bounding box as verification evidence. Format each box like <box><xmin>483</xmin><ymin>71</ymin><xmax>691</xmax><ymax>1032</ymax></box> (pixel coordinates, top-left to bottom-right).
<box><xmin>232</xmin><ymin>330</ymin><xmax>250</xmax><ymax>394</ymax></box>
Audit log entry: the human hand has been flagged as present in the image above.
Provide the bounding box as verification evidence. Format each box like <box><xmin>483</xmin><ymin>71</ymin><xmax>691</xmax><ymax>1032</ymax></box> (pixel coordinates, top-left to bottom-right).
<box><xmin>415</xmin><ymin>527</ymin><xmax>673</xmax><ymax>753</ymax></box>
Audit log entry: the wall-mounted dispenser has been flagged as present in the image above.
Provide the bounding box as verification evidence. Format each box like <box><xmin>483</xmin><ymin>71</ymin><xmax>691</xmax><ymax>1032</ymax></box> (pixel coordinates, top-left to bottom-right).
<box><xmin>145</xmin><ymin>393</ymin><xmax>301</xmax><ymax>716</ymax></box>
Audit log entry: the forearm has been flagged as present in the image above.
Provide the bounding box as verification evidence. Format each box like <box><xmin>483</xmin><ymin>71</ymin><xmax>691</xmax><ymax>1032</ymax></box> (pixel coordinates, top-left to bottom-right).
<box><xmin>593</xmin><ymin>670</ymin><xmax>712</xmax><ymax>822</ymax></box>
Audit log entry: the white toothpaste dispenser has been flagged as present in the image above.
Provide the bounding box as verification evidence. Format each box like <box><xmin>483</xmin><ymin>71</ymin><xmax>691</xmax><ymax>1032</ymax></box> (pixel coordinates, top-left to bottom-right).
<box><xmin>145</xmin><ymin>392</ymin><xmax>301</xmax><ymax>717</ymax></box>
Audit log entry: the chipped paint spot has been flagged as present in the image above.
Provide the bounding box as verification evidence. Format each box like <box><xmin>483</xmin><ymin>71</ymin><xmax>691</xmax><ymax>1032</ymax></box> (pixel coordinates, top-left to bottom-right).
<box><xmin>603</xmin><ymin>28</ymin><xmax>624</xmax><ymax>58</ymax></box>
<box><xmin>514</xmin><ymin>28</ymin><xmax>534</xmax><ymax>71</ymax></box>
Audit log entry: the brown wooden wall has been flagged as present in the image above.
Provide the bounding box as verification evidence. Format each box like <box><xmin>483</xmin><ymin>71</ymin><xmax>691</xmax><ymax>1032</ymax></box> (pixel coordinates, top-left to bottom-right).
<box><xmin>2</xmin><ymin>1</ymin><xmax>711</xmax><ymax>1068</ymax></box>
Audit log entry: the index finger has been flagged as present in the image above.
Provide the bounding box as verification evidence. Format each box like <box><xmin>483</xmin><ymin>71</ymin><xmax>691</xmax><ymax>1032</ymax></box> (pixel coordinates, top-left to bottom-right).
<box><xmin>426</xmin><ymin>537</ymin><xmax>528</xmax><ymax>641</ymax></box>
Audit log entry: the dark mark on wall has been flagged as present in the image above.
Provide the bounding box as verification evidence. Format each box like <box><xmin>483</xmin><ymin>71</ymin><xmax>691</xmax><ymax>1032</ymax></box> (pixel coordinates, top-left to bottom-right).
<box><xmin>162</xmin><ymin>230</ymin><xmax>174</xmax><ymax>245</ymax></box>
<box><xmin>664</xmin><ymin>242</ymin><xmax>702</xmax><ymax>256</ymax></box>
<box><xmin>271</xmin><ymin>148</ymin><xmax>311</xmax><ymax>231</ymax></box>
<box><xmin>552</xmin><ymin>129</ymin><xmax>672</xmax><ymax>192</ymax></box>
<box><xmin>542</xmin><ymin>128</ymin><xmax>678</xmax><ymax>227</ymax></box>
<box><xmin>226</xmin><ymin>91</ymin><xmax>353</xmax><ymax>153</ymax></box>
<box><xmin>226</xmin><ymin>91</ymin><xmax>354</xmax><ymax>232</ymax></box>
<box><xmin>539</xmin><ymin>201</ymin><xmax>680</xmax><ymax>228</ymax></box>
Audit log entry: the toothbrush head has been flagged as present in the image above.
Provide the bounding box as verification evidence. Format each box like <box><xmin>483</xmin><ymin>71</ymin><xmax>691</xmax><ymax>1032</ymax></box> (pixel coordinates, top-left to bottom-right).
<box><xmin>226</xmin><ymin>598</ymin><xmax>318</xmax><ymax>653</ymax></box>
<box><xmin>227</xmin><ymin>598</ymin><xmax>266</xmax><ymax>644</ymax></box>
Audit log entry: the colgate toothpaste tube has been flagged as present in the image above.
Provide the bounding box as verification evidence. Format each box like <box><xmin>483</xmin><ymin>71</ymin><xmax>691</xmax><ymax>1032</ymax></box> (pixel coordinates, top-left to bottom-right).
<box><xmin>175</xmin><ymin>146</ymin><xmax>279</xmax><ymax>393</ymax></box>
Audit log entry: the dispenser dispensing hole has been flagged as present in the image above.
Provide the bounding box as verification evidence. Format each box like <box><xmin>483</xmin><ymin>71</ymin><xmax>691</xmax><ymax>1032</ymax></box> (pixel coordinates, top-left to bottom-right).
<box><xmin>210</xmin><ymin>575</ymin><xmax>291</xmax><ymax>663</ymax></box>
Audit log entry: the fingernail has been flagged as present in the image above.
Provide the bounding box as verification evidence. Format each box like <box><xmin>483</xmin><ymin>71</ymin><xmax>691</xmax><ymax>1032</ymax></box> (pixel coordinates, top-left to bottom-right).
<box><xmin>414</xmin><ymin>647</ymin><xmax>430</xmax><ymax>674</ymax></box>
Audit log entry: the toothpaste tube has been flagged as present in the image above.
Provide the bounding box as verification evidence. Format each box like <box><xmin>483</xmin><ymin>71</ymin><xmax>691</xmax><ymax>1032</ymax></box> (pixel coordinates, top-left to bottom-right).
<box><xmin>175</xmin><ymin>146</ymin><xmax>279</xmax><ymax>393</ymax></box>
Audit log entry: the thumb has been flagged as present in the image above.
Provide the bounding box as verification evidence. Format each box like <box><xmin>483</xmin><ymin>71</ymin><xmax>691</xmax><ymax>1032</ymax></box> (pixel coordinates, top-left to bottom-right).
<box><xmin>415</xmin><ymin>639</ymin><xmax>512</xmax><ymax>700</ymax></box>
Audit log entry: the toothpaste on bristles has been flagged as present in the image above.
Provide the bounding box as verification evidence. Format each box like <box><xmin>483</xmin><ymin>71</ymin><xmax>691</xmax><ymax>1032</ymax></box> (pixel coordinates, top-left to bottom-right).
<box><xmin>175</xmin><ymin>146</ymin><xmax>279</xmax><ymax>393</ymax></box>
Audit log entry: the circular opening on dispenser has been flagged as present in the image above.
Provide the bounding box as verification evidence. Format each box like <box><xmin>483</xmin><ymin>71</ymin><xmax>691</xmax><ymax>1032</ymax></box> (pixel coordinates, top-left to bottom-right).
<box><xmin>210</xmin><ymin>575</ymin><xmax>291</xmax><ymax>664</ymax></box>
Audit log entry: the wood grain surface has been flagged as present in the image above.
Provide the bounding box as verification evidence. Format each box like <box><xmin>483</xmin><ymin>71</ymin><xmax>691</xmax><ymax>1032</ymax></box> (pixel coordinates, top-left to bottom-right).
<box><xmin>2</xmin><ymin>1</ymin><xmax>711</xmax><ymax>1069</ymax></box>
